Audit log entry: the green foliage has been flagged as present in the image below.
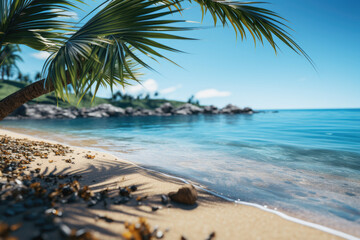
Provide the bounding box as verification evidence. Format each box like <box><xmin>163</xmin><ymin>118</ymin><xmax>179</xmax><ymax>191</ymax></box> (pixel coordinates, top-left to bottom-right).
<box><xmin>0</xmin><ymin>0</ymin><xmax>83</xmax><ymax>50</ymax></box>
<box><xmin>0</xmin><ymin>44</ymin><xmax>22</xmax><ymax>80</ymax></box>
<box><xmin>0</xmin><ymin>0</ymin><xmax>313</xmax><ymax>107</ymax></box>
<box><xmin>42</xmin><ymin>0</ymin><xmax>192</xmax><ymax>103</ymax></box>
<box><xmin>0</xmin><ymin>80</ymin><xmax>188</xmax><ymax>109</ymax></box>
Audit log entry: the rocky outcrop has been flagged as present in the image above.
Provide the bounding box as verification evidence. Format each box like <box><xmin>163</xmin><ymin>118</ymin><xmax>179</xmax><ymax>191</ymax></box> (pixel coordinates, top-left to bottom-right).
<box><xmin>174</xmin><ymin>103</ymin><xmax>203</xmax><ymax>115</ymax></box>
<box><xmin>220</xmin><ymin>104</ymin><xmax>254</xmax><ymax>114</ymax></box>
<box><xmin>6</xmin><ymin>102</ymin><xmax>256</xmax><ymax>120</ymax></box>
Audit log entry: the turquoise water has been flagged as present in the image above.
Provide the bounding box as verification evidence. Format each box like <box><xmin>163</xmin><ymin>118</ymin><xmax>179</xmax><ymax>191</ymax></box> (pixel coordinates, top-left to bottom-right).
<box><xmin>2</xmin><ymin>109</ymin><xmax>360</xmax><ymax>235</ymax></box>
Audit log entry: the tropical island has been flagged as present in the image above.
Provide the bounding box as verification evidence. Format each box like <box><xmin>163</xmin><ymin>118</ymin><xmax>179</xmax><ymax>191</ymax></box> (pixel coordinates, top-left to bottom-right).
<box><xmin>1</xmin><ymin>1</ymin><xmax>359</xmax><ymax>240</ymax></box>
<box><xmin>1</xmin><ymin>80</ymin><xmax>255</xmax><ymax>120</ymax></box>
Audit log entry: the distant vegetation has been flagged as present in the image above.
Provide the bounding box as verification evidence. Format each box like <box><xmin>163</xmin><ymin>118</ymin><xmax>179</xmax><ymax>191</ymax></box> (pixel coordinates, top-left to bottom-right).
<box><xmin>0</xmin><ymin>80</ymin><xmax>192</xmax><ymax>109</ymax></box>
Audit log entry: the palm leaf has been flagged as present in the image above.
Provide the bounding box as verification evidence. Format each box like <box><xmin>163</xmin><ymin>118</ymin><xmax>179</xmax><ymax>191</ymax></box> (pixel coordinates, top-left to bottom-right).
<box><xmin>0</xmin><ymin>0</ymin><xmax>84</xmax><ymax>51</ymax></box>
<box><xmin>164</xmin><ymin>0</ymin><xmax>313</xmax><ymax>65</ymax></box>
<box><xmin>42</xmin><ymin>0</ymin><xmax>193</xmax><ymax>101</ymax></box>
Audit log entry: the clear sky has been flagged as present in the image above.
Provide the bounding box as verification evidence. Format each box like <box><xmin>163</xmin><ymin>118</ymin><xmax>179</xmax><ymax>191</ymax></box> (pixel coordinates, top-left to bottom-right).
<box><xmin>17</xmin><ymin>0</ymin><xmax>360</xmax><ymax>109</ymax></box>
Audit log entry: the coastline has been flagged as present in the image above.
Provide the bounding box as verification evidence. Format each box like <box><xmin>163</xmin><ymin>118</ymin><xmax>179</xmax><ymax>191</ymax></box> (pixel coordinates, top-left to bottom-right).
<box><xmin>0</xmin><ymin>128</ymin><xmax>357</xmax><ymax>240</ymax></box>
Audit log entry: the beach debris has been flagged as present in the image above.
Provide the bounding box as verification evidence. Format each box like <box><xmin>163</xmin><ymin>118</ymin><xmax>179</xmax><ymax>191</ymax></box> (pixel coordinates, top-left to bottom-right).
<box><xmin>160</xmin><ymin>195</ymin><xmax>169</xmax><ymax>205</ymax></box>
<box><xmin>155</xmin><ymin>230</ymin><xmax>164</xmax><ymax>239</ymax></box>
<box><xmin>205</xmin><ymin>232</ymin><xmax>216</xmax><ymax>240</ymax></box>
<box><xmin>151</xmin><ymin>206</ymin><xmax>162</xmax><ymax>212</ymax></box>
<box><xmin>64</xmin><ymin>159</ymin><xmax>72</xmax><ymax>163</ymax></box>
<box><xmin>0</xmin><ymin>221</ymin><xmax>21</xmax><ymax>240</ymax></box>
<box><xmin>119</xmin><ymin>187</ymin><xmax>131</xmax><ymax>197</ymax></box>
<box><xmin>136</xmin><ymin>195</ymin><xmax>148</xmax><ymax>202</ymax></box>
<box><xmin>168</xmin><ymin>184</ymin><xmax>198</xmax><ymax>205</ymax></box>
<box><xmin>113</xmin><ymin>196</ymin><xmax>130</xmax><ymax>205</ymax></box>
<box><xmin>45</xmin><ymin>208</ymin><xmax>63</xmax><ymax>217</ymax></box>
<box><xmin>85</xmin><ymin>154</ymin><xmax>95</xmax><ymax>159</ymax></box>
<box><xmin>122</xmin><ymin>218</ymin><xmax>153</xmax><ymax>240</ymax></box>
<box><xmin>60</xmin><ymin>224</ymin><xmax>98</xmax><ymax>240</ymax></box>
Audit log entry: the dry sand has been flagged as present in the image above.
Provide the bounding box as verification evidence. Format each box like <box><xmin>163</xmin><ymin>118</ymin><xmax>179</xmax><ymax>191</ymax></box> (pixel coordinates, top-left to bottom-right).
<box><xmin>0</xmin><ymin>129</ymin><xmax>350</xmax><ymax>240</ymax></box>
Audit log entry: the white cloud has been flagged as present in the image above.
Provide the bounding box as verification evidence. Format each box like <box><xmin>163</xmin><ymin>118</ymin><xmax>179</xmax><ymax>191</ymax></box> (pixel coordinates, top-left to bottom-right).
<box><xmin>126</xmin><ymin>79</ymin><xmax>158</xmax><ymax>95</ymax></box>
<box><xmin>195</xmin><ymin>89</ymin><xmax>231</xmax><ymax>99</ymax></box>
<box><xmin>160</xmin><ymin>84</ymin><xmax>182</xmax><ymax>94</ymax></box>
<box><xmin>32</xmin><ymin>51</ymin><xmax>51</xmax><ymax>60</ymax></box>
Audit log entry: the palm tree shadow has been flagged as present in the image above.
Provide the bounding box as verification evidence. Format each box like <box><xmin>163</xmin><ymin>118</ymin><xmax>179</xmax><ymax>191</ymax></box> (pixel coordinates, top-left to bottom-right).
<box><xmin>9</xmin><ymin>158</ymin><xmax>224</xmax><ymax>239</ymax></box>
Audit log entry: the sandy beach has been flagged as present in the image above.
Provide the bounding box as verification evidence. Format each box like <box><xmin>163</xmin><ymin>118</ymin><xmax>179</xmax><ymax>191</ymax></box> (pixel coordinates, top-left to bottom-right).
<box><xmin>0</xmin><ymin>128</ymin><xmax>349</xmax><ymax>240</ymax></box>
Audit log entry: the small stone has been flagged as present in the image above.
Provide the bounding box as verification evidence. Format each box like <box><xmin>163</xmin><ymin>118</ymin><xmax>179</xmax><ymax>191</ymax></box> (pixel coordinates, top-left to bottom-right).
<box><xmin>4</xmin><ymin>209</ymin><xmax>15</xmax><ymax>217</ymax></box>
<box><xmin>152</xmin><ymin>206</ymin><xmax>161</xmax><ymax>212</ymax></box>
<box><xmin>62</xmin><ymin>186</ymin><xmax>74</xmax><ymax>196</ymax></box>
<box><xmin>130</xmin><ymin>185</ymin><xmax>137</xmax><ymax>192</ymax></box>
<box><xmin>168</xmin><ymin>184</ymin><xmax>198</xmax><ymax>205</ymax></box>
<box><xmin>87</xmin><ymin>199</ymin><xmax>97</xmax><ymax>207</ymax></box>
<box><xmin>67</xmin><ymin>192</ymin><xmax>79</xmax><ymax>203</ymax></box>
<box><xmin>156</xmin><ymin>230</ymin><xmax>164</xmax><ymax>239</ymax></box>
<box><xmin>119</xmin><ymin>187</ymin><xmax>130</xmax><ymax>196</ymax></box>
<box><xmin>113</xmin><ymin>197</ymin><xmax>130</xmax><ymax>205</ymax></box>
<box><xmin>205</xmin><ymin>232</ymin><xmax>216</xmax><ymax>240</ymax></box>
<box><xmin>161</xmin><ymin>194</ymin><xmax>169</xmax><ymax>204</ymax></box>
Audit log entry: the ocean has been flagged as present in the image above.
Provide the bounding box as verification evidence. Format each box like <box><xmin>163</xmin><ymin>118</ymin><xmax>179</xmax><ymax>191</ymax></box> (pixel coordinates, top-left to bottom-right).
<box><xmin>2</xmin><ymin>109</ymin><xmax>360</xmax><ymax>236</ymax></box>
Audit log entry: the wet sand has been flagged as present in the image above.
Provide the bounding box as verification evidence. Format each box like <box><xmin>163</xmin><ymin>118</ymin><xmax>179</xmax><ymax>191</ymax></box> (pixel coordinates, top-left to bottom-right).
<box><xmin>0</xmin><ymin>129</ymin><xmax>349</xmax><ymax>239</ymax></box>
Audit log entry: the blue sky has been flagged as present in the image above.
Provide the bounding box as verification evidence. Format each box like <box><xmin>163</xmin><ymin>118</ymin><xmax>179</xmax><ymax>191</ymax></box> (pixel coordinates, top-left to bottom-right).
<box><xmin>17</xmin><ymin>0</ymin><xmax>360</xmax><ymax>109</ymax></box>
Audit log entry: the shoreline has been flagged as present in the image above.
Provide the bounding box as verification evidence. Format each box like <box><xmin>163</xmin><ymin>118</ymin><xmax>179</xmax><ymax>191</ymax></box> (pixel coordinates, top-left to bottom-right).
<box><xmin>0</xmin><ymin>128</ymin><xmax>358</xmax><ymax>240</ymax></box>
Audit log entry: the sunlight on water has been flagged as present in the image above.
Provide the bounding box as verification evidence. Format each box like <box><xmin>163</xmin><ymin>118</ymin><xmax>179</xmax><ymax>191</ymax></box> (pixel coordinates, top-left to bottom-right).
<box><xmin>2</xmin><ymin>109</ymin><xmax>360</xmax><ymax>235</ymax></box>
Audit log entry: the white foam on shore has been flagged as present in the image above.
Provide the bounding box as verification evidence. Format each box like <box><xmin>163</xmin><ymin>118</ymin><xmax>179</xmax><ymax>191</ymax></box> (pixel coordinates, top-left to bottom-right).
<box><xmin>2</xmin><ymin>129</ymin><xmax>359</xmax><ymax>240</ymax></box>
<box><xmin>114</xmin><ymin>157</ymin><xmax>360</xmax><ymax>240</ymax></box>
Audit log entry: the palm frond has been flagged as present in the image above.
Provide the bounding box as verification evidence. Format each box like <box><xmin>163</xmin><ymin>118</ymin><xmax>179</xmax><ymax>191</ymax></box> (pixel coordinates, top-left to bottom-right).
<box><xmin>176</xmin><ymin>0</ymin><xmax>313</xmax><ymax>65</ymax></box>
<box><xmin>0</xmin><ymin>0</ymin><xmax>84</xmax><ymax>51</ymax></box>
<box><xmin>42</xmin><ymin>0</ymin><xmax>193</xmax><ymax>101</ymax></box>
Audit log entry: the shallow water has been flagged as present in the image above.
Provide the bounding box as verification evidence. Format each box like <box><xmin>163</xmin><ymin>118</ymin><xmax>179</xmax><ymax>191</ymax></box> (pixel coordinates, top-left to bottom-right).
<box><xmin>2</xmin><ymin>109</ymin><xmax>360</xmax><ymax>236</ymax></box>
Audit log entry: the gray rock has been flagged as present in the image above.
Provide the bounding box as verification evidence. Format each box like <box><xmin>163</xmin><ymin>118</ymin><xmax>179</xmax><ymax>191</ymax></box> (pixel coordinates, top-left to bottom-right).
<box><xmin>56</xmin><ymin>111</ymin><xmax>77</xmax><ymax>119</ymax></box>
<box><xmin>221</xmin><ymin>104</ymin><xmax>243</xmax><ymax>114</ymax></box>
<box><xmin>89</xmin><ymin>103</ymin><xmax>125</xmax><ymax>117</ymax></box>
<box><xmin>160</xmin><ymin>103</ymin><xmax>174</xmax><ymax>114</ymax></box>
<box><xmin>154</xmin><ymin>108</ymin><xmax>163</xmax><ymax>115</ymax></box>
<box><xmin>125</xmin><ymin>107</ymin><xmax>134</xmax><ymax>115</ymax></box>
<box><xmin>175</xmin><ymin>103</ymin><xmax>203</xmax><ymax>114</ymax></box>
<box><xmin>203</xmin><ymin>105</ymin><xmax>218</xmax><ymax>114</ymax></box>
<box><xmin>220</xmin><ymin>108</ymin><xmax>233</xmax><ymax>114</ymax></box>
<box><xmin>174</xmin><ymin>109</ymin><xmax>190</xmax><ymax>115</ymax></box>
<box><xmin>86</xmin><ymin>111</ymin><xmax>109</xmax><ymax>118</ymax></box>
<box><xmin>7</xmin><ymin>102</ymin><xmax>256</xmax><ymax>120</ymax></box>
<box><xmin>141</xmin><ymin>109</ymin><xmax>155</xmax><ymax>116</ymax></box>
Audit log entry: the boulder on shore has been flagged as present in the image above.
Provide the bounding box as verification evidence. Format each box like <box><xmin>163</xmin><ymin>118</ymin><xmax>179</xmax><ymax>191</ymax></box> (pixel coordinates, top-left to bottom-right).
<box><xmin>175</xmin><ymin>103</ymin><xmax>203</xmax><ymax>115</ymax></box>
<box><xmin>168</xmin><ymin>184</ymin><xmax>198</xmax><ymax>205</ymax></box>
<box><xmin>160</xmin><ymin>103</ymin><xmax>174</xmax><ymax>114</ymax></box>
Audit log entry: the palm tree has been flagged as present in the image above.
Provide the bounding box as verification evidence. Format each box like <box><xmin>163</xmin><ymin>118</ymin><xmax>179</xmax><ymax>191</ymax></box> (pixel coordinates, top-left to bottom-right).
<box><xmin>23</xmin><ymin>74</ymin><xmax>31</xmax><ymax>84</ymax></box>
<box><xmin>0</xmin><ymin>45</ymin><xmax>23</xmax><ymax>81</ymax></box>
<box><xmin>17</xmin><ymin>72</ymin><xmax>23</xmax><ymax>82</ymax></box>
<box><xmin>34</xmin><ymin>72</ymin><xmax>42</xmax><ymax>82</ymax></box>
<box><xmin>0</xmin><ymin>0</ymin><xmax>312</xmax><ymax>120</ymax></box>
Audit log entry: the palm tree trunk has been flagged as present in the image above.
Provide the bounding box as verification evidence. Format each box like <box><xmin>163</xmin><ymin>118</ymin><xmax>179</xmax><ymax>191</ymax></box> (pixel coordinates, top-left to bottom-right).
<box><xmin>0</xmin><ymin>73</ymin><xmax>71</xmax><ymax>120</ymax></box>
<box><xmin>0</xmin><ymin>79</ymin><xmax>54</xmax><ymax>120</ymax></box>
